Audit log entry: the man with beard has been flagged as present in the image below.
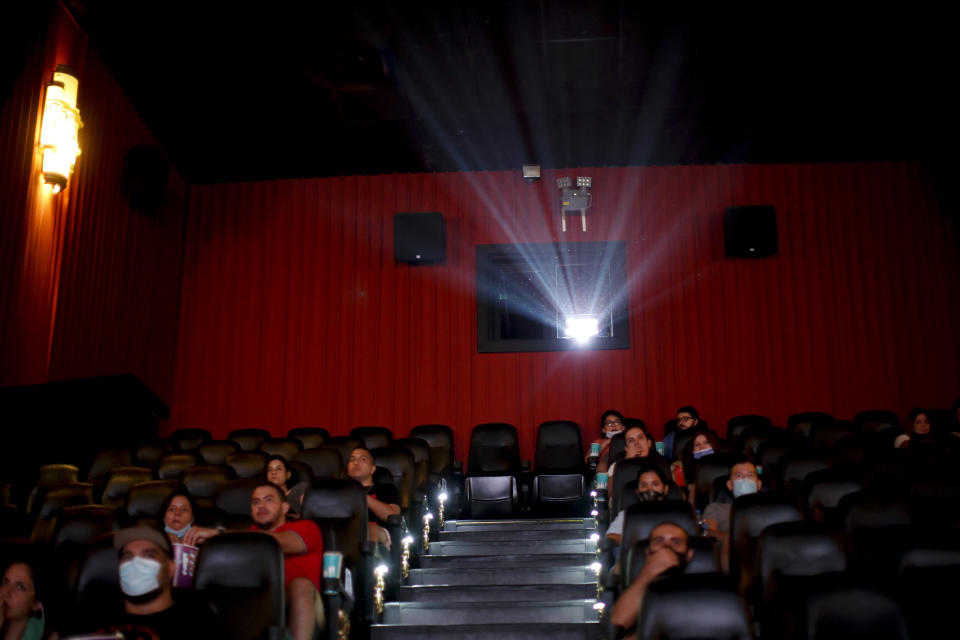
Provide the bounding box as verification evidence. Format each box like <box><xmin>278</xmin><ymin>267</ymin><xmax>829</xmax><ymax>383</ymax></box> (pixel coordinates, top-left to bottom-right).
<box><xmin>605</xmin><ymin>463</ymin><xmax>672</xmax><ymax>546</ymax></box>
<box><xmin>83</xmin><ymin>525</ymin><xmax>221</xmax><ymax>639</ymax></box>
<box><xmin>610</xmin><ymin>522</ymin><xmax>694</xmax><ymax>640</ymax></box>
<box><xmin>184</xmin><ymin>481</ymin><xmax>324</xmax><ymax>640</ymax></box>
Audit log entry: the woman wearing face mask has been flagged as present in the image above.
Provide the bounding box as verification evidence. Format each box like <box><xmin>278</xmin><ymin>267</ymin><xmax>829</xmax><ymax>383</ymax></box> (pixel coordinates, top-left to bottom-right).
<box><xmin>161</xmin><ymin>490</ymin><xmax>198</xmax><ymax>545</ymax></box>
<box><xmin>672</xmin><ymin>428</ymin><xmax>721</xmax><ymax>493</ymax></box>
<box><xmin>0</xmin><ymin>558</ymin><xmax>58</xmax><ymax>640</ymax></box>
<box><xmin>588</xmin><ymin>410</ymin><xmax>626</xmax><ymax>465</ymax></box>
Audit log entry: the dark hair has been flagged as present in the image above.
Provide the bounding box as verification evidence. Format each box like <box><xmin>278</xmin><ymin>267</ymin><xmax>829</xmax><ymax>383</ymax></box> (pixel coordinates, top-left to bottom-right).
<box><xmin>634</xmin><ymin>462</ymin><xmax>670</xmax><ymax>488</ymax></box>
<box><xmin>906</xmin><ymin>408</ymin><xmax>930</xmax><ymax>435</ymax></box>
<box><xmin>253</xmin><ymin>480</ymin><xmax>286</xmax><ymax>501</ymax></box>
<box><xmin>159</xmin><ymin>488</ymin><xmax>198</xmax><ymax>524</ymax></box>
<box><xmin>1</xmin><ymin>554</ymin><xmax>56</xmax><ymax>635</ymax></box>
<box><xmin>681</xmin><ymin>428</ymin><xmax>721</xmax><ymax>485</ymax></box>
<box><xmin>728</xmin><ymin>455</ymin><xmax>757</xmax><ymax>473</ymax></box>
<box><xmin>624</xmin><ymin>421</ymin><xmax>652</xmax><ymax>441</ymax></box>
<box><xmin>677</xmin><ymin>406</ymin><xmax>699</xmax><ymax>419</ymax></box>
<box><xmin>350</xmin><ymin>446</ymin><xmax>373</xmax><ymax>460</ymax></box>
<box><xmin>600</xmin><ymin>410</ymin><xmax>625</xmax><ymax>433</ymax></box>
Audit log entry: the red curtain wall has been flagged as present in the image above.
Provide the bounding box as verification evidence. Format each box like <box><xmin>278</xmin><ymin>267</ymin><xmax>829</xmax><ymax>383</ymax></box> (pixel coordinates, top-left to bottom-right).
<box><xmin>170</xmin><ymin>164</ymin><xmax>960</xmax><ymax>460</ymax></box>
<box><xmin>0</xmin><ymin>1</ymin><xmax>187</xmax><ymax>403</ymax></box>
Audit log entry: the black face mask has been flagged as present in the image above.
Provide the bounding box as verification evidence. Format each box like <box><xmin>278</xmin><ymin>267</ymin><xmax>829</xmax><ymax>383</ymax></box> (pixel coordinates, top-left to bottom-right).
<box><xmin>636</xmin><ymin>489</ymin><xmax>667</xmax><ymax>502</ymax></box>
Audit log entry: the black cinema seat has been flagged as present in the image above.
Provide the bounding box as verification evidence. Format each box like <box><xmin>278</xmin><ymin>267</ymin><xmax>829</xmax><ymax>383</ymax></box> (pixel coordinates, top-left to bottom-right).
<box><xmin>197</xmin><ymin>440</ymin><xmax>240</xmax><ymax>465</ymax></box>
<box><xmin>155</xmin><ymin>451</ymin><xmax>201</xmax><ymax>480</ymax></box>
<box><xmin>213</xmin><ymin>478</ymin><xmax>262</xmax><ymax>530</ymax></box>
<box><xmin>637</xmin><ymin>572</ymin><xmax>753</xmax><ymax>640</ymax></box>
<box><xmin>351</xmin><ymin>426</ymin><xmax>393</xmax><ymax>450</ymax></box>
<box><xmin>727</xmin><ymin>414</ymin><xmax>772</xmax><ymax>446</ymax></box>
<box><xmin>194</xmin><ymin>531</ymin><xmax>287</xmax><ymax>640</ymax></box>
<box><xmin>224</xmin><ymin>451</ymin><xmax>268</xmax><ymax>478</ymax></box>
<box><xmin>135</xmin><ymin>440</ymin><xmax>172</xmax><ymax>468</ymax></box>
<box><xmin>30</xmin><ymin>482</ymin><xmax>97</xmax><ymax>543</ymax></box>
<box><xmin>295</xmin><ymin>447</ymin><xmax>344</xmax><ymax>479</ymax></box>
<box><xmin>324</xmin><ymin>436</ymin><xmax>365</xmax><ymax>469</ymax></box>
<box><xmin>806</xmin><ymin>586</ymin><xmax>909</xmax><ymax>640</ymax></box>
<box><xmin>180</xmin><ymin>464</ymin><xmax>237</xmax><ymax>508</ymax></box>
<box><xmin>787</xmin><ymin>411</ymin><xmax>834</xmax><ymax>444</ymax></box>
<box><xmin>259</xmin><ymin>437</ymin><xmax>303</xmax><ymax>460</ymax></box>
<box><xmin>100</xmin><ymin>466</ymin><xmax>153</xmax><ymax>509</ymax></box>
<box><xmin>85</xmin><ymin>449</ymin><xmax>133</xmax><ymax>487</ymax></box>
<box><xmin>729</xmin><ymin>492</ymin><xmax>803</xmax><ymax>594</ymax></box>
<box><xmin>228</xmin><ymin>428</ymin><xmax>272</xmax><ymax>452</ymax></box>
<box><xmin>124</xmin><ymin>479</ymin><xmax>179</xmax><ymax>523</ymax></box>
<box><xmin>465</xmin><ymin>423</ymin><xmax>521</xmax><ymax>518</ymax></box>
<box><xmin>287</xmin><ymin>427</ymin><xmax>330</xmax><ymax>450</ymax></box>
<box><xmin>170</xmin><ymin>428</ymin><xmax>212</xmax><ymax>451</ymax></box>
<box><xmin>532</xmin><ymin>420</ymin><xmax>585</xmax><ymax>516</ymax></box>
<box><xmin>391</xmin><ymin>437</ymin><xmax>432</xmax><ymax>493</ymax></box>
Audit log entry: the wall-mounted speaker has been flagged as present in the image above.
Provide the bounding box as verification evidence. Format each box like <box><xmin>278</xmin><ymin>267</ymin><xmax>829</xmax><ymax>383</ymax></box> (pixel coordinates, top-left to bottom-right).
<box><xmin>394</xmin><ymin>212</ymin><xmax>445</xmax><ymax>264</ymax></box>
<box><xmin>724</xmin><ymin>205</ymin><xmax>778</xmax><ymax>258</ymax></box>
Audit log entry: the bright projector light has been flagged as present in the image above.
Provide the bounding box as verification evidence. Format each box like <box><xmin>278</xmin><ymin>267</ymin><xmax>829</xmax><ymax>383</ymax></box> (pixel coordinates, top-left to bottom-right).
<box><xmin>564</xmin><ymin>316</ymin><xmax>599</xmax><ymax>344</ymax></box>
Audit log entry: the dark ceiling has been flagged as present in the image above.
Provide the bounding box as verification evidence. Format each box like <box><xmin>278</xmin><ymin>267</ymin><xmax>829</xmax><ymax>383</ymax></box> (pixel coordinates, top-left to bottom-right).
<box><xmin>42</xmin><ymin>2</ymin><xmax>960</xmax><ymax>183</ymax></box>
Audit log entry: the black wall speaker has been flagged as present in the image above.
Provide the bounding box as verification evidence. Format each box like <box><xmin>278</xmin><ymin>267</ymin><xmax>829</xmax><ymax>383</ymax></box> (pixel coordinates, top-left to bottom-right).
<box><xmin>394</xmin><ymin>212</ymin><xmax>445</xmax><ymax>264</ymax></box>
<box><xmin>724</xmin><ymin>205</ymin><xmax>778</xmax><ymax>258</ymax></box>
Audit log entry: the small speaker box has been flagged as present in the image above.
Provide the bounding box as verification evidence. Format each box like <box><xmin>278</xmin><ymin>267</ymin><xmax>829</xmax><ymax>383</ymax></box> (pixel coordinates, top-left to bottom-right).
<box><xmin>724</xmin><ymin>205</ymin><xmax>778</xmax><ymax>258</ymax></box>
<box><xmin>394</xmin><ymin>212</ymin><xmax>445</xmax><ymax>264</ymax></box>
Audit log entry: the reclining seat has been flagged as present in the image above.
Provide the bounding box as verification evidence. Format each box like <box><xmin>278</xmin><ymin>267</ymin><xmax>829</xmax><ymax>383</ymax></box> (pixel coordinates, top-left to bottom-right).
<box><xmin>351</xmin><ymin>426</ymin><xmax>393</xmax><ymax>450</ymax></box>
<box><xmin>618</xmin><ymin>500</ymin><xmax>699</xmax><ymax>592</ymax></box>
<box><xmin>124</xmin><ymin>479</ymin><xmax>179</xmax><ymax>525</ymax></box>
<box><xmin>224</xmin><ymin>451</ymin><xmax>268</xmax><ymax>478</ymax></box>
<box><xmin>465</xmin><ymin>423</ymin><xmax>521</xmax><ymax>518</ymax></box>
<box><xmin>532</xmin><ymin>420</ymin><xmax>585</xmax><ymax>516</ymax></box>
<box><xmin>323</xmin><ymin>436</ymin><xmax>365</xmax><ymax>469</ymax></box>
<box><xmin>170</xmin><ymin>428</ymin><xmax>212</xmax><ymax>451</ymax></box>
<box><xmin>287</xmin><ymin>427</ymin><xmax>330</xmax><ymax>450</ymax></box>
<box><xmin>638</xmin><ymin>572</ymin><xmax>753</xmax><ymax>640</ymax></box>
<box><xmin>410</xmin><ymin>424</ymin><xmax>462</xmax><ymax>516</ymax></box>
<box><xmin>787</xmin><ymin>411</ymin><xmax>834</xmax><ymax>445</ymax></box>
<box><xmin>805</xmin><ymin>586</ymin><xmax>910</xmax><ymax>640</ymax></box>
<box><xmin>729</xmin><ymin>492</ymin><xmax>803</xmax><ymax>597</ymax></box>
<box><xmin>295</xmin><ymin>447</ymin><xmax>344</xmax><ymax>479</ymax></box>
<box><xmin>194</xmin><ymin>531</ymin><xmax>286</xmax><ymax>640</ymax></box>
<box><xmin>302</xmin><ymin>478</ymin><xmax>372</xmax><ymax>622</ymax></box>
<box><xmin>100</xmin><ymin>466</ymin><xmax>153</xmax><ymax>508</ymax></box>
<box><xmin>258</xmin><ymin>437</ymin><xmax>303</xmax><ymax>460</ymax></box>
<box><xmin>155</xmin><ymin>451</ymin><xmax>201</xmax><ymax>480</ymax></box>
<box><xmin>196</xmin><ymin>440</ymin><xmax>240</xmax><ymax>464</ymax></box>
<box><xmin>85</xmin><ymin>449</ymin><xmax>133</xmax><ymax>491</ymax></box>
<box><xmin>228</xmin><ymin>428</ymin><xmax>272</xmax><ymax>452</ymax></box>
<box><xmin>181</xmin><ymin>464</ymin><xmax>237</xmax><ymax>509</ymax></box>
<box><xmin>212</xmin><ymin>478</ymin><xmax>262</xmax><ymax>530</ymax></box>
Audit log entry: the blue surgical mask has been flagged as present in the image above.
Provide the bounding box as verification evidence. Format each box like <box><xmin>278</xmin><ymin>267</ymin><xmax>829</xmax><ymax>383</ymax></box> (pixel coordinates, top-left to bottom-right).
<box><xmin>604</xmin><ymin>429</ymin><xmax>623</xmax><ymax>439</ymax></box>
<box><xmin>165</xmin><ymin>522</ymin><xmax>192</xmax><ymax>538</ymax></box>
<box><xmin>732</xmin><ymin>478</ymin><xmax>759</xmax><ymax>498</ymax></box>
<box><xmin>692</xmin><ymin>448</ymin><xmax>714</xmax><ymax>459</ymax></box>
<box><xmin>119</xmin><ymin>556</ymin><xmax>162</xmax><ymax>597</ymax></box>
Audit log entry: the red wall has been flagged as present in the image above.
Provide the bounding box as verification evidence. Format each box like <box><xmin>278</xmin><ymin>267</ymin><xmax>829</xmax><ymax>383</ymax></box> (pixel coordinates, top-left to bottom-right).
<box><xmin>170</xmin><ymin>164</ymin><xmax>960</xmax><ymax>460</ymax></box>
<box><xmin>0</xmin><ymin>1</ymin><xmax>187</xmax><ymax>403</ymax></box>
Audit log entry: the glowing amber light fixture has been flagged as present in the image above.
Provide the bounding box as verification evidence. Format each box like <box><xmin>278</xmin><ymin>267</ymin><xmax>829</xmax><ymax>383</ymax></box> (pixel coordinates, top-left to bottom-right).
<box><xmin>39</xmin><ymin>65</ymin><xmax>82</xmax><ymax>193</ymax></box>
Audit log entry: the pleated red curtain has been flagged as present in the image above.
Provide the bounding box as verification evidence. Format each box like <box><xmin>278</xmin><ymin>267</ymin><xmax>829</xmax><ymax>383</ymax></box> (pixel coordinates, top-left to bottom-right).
<box><xmin>0</xmin><ymin>1</ymin><xmax>187</xmax><ymax>403</ymax></box>
<box><xmin>170</xmin><ymin>163</ymin><xmax>960</xmax><ymax>460</ymax></box>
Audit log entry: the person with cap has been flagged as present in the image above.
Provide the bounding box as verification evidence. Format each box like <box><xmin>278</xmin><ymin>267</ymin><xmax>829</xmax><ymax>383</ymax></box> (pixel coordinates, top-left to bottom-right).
<box><xmin>82</xmin><ymin>525</ymin><xmax>221</xmax><ymax>639</ymax></box>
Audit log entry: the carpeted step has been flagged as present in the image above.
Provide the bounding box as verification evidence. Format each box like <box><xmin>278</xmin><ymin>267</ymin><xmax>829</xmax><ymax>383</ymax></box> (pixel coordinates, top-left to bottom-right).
<box><xmin>408</xmin><ymin>565</ymin><xmax>597</xmax><ymax>586</ymax></box>
<box><xmin>399</xmin><ymin>582</ymin><xmax>598</xmax><ymax>602</ymax></box>
<box><xmin>370</xmin><ymin>622</ymin><xmax>601</xmax><ymax>640</ymax></box>
<box><xmin>427</xmin><ymin>538</ymin><xmax>598</xmax><ymax>556</ymax></box>
<box><xmin>419</xmin><ymin>552</ymin><xmax>599</xmax><ymax>569</ymax></box>
<box><xmin>378</xmin><ymin>599</ymin><xmax>598</xmax><ymax>625</ymax></box>
<box><xmin>443</xmin><ymin>518</ymin><xmax>596</xmax><ymax>532</ymax></box>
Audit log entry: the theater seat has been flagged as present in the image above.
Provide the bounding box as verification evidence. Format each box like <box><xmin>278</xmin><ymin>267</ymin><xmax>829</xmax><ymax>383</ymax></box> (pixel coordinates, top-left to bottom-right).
<box><xmin>228</xmin><ymin>428</ymin><xmax>272</xmax><ymax>452</ymax></box>
<box><xmin>30</xmin><ymin>482</ymin><xmax>97</xmax><ymax>543</ymax></box>
<box><xmin>410</xmin><ymin>424</ymin><xmax>462</xmax><ymax>516</ymax></box>
<box><xmin>465</xmin><ymin>423</ymin><xmax>521</xmax><ymax>518</ymax></box>
<box><xmin>803</xmin><ymin>469</ymin><xmax>864</xmax><ymax>526</ymax></box>
<box><xmin>26</xmin><ymin>464</ymin><xmax>80</xmax><ymax>516</ymax></box>
<box><xmin>181</xmin><ymin>464</ymin><xmax>237</xmax><ymax>508</ymax></box>
<box><xmin>371</xmin><ymin>447</ymin><xmax>416</xmax><ymax>511</ymax></box>
<box><xmin>391</xmin><ymin>437</ymin><xmax>431</xmax><ymax>493</ymax></box>
<box><xmin>608</xmin><ymin>457</ymin><xmax>672</xmax><ymax>516</ymax></box>
<box><xmin>258</xmin><ymin>437</ymin><xmax>303</xmax><ymax>460</ymax></box>
<box><xmin>194</xmin><ymin>532</ymin><xmax>286</xmax><ymax>640</ymax></box>
<box><xmin>324</xmin><ymin>436</ymin><xmax>365</xmax><ymax>469</ymax></box>
<box><xmin>170</xmin><ymin>428</ymin><xmax>212</xmax><ymax>451</ymax></box>
<box><xmin>532</xmin><ymin>420</ymin><xmax>585</xmax><ymax>516</ymax></box>
<box><xmin>692</xmin><ymin>453</ymin><xmax>738</xmax><ymax>511</ymax></box>
<box><xmin>729</xmin><ymin>492</ymin><xmax>803</xmax><ymax>594</ymax></box>
<box><xmin>156</xmin><ymin>451</ymin><xmax>201</xmax><ymax>480</ymax></box>
<box><xmin>637</xmin><ymin>572</ymin><xmax>752</xmax><ymax>640</ymax></box>
<box><xmin>124</xmin><ymin>479</ymin><xmax>179</xmax><ymax>523</ymax></box>
<box><xmin>727</xmin><ymin>414</ymin><xmax>772</xmax><ymax>446</ymax></box>
<box><xmin>625</xmin><ymin>536</ymin><xmax>721</xmax><ymax>589</ymax></box>
<box><xmin>101</xmin><ymin>466</ymin><xmax>153</xmax><ymax>508</ymax></box>
<box><xmin>351</xmin><ymin>426</ymin><xmax>393</xmax><ymax>450</ymax></box>
<box><xmin>777</xmin><ymin>453</ymin><xmax>831</xmax><ymax>499</ymax></box>
<box><xmin>806</xmin><ymin>586</ymin><xmax>909</xmax><ymax>640</ymax></box>
<box><xmin>224</xmin><ymin>451</ymin><xmax>268</xmax><ymax>478</ymax></box>
<box><xmin>839</xmin><ymin>490</ymin><xmax>913</xmax><ymax>582</ymax></box>
<box><xmin>896</xmin><ymin>545</ymin><xmax>960</xmax><ymax>640</ymax></box>
<box><xmin>619</xmin><ymin>500</ymin><xmax>698</xmax><ymax>591</ymax></box>
<box><xmin>51</xmin><ymin>505</ymin><xmax>119</xmax><ymax>592</ymax></box>
<box><xmin>296</xmin><ymin>447</ymin><xmax>344</xmax><ymax>479</ymax></box>
<box><xmin>197</xmin><ymin>440</ymin><xmax>241</xmax><ymax>465</ymax></box>
<box><xmin>213</xmin><ymin>478</ymin><xmax>262</xmax><ymax>530</ymax></box>
<box><xmin>135</xmin><ymin>440</ymin><xmax>172</xmax><ymax>468</ymax></box>
<box><xmin>68</xmin><ymin>536</ymin><xmax>124</xmax><ymax>630</ymax></box>
<box><xmin>85</xmin><ymin>449</ymin><xmax>133</xmax><ymax>486</ymax></box>
<box><xmin>787</xmin><ymin>412</ymin><xmax>834</xmax><ymax>444</ymax></box>
<box><xmin>287</xmin><ymin>427</ymin><xmax>330</xmax><ymax>450</ymax></box>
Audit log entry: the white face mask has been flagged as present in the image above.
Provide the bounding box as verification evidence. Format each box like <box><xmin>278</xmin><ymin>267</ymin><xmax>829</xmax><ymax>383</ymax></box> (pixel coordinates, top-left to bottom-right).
<box><xmin>119</xmin><ymin>556</ymin><xmax>162</xmax><ymax>597</ymax></box>
<box><xmin>164</xmin><ymin>522</ymin><xmax>192</xmax><ymax>538</ymax></box>
<box><xmin>732</xmin><ymin>478</ymin><xmax>759</xmax><ymax>498</ymax></box>
<box><xmin>604</xmin><ymin>429</ymin><xmax>623</xmax><ymax>439</ymax></box>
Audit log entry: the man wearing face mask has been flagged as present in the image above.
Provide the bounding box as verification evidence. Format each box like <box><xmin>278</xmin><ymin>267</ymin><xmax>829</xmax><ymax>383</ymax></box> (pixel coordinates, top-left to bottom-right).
<box><xmin>610</xmin><ymin>522</ymin><xmax>694</xmax><ymax>640</ymax></box>
<box><xmin>605</xmin><ymin>463</ymin><xmax>673</xmax><ymax>546</ymax></box>
<box><xmin>702</xmin><ymin>457</ymin><xmax>762</xmax><ymax>573</ymax></box>
<box><xmin>83</xmin><ymin>525</ymin><xmax>220</xmax><ymax>639</ymax></box>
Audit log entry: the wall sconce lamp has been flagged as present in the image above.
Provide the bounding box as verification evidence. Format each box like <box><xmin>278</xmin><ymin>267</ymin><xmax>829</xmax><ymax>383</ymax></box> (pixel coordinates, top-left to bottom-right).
<box><xmin>39</xmin><ymin>65</ymin><xmax>82</xmax><ymax>193</ymax></box>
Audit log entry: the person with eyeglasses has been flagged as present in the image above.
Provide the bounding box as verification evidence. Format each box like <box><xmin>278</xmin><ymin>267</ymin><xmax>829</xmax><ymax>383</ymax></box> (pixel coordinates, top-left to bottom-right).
<box><xmin>587</xmin><ymin>409</ymin><xmax>626</xmax><ymax>466</ymax></box>
<box><xmin>663</xmin><ymin>406</ymin><xmax>700</xmax><ymax>459</ymax></box>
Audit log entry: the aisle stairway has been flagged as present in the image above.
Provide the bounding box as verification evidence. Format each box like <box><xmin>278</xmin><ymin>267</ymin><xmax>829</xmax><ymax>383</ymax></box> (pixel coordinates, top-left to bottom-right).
<box><xmin>371</xmin><ymin>517</ymin><xmax>603</xmax><ymax>639</ymax></box>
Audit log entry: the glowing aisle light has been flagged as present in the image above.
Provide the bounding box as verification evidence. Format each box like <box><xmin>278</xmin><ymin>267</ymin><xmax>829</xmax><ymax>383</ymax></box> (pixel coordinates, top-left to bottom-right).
<box><xmin>564</xmin><ymin>315</ymin><xmax>600</xmax><ymax>344</ymax></box>
<box><xmin>40</xmin><ymin>65</ymin><xmax>82</xmax><ymax>193</ymax></box>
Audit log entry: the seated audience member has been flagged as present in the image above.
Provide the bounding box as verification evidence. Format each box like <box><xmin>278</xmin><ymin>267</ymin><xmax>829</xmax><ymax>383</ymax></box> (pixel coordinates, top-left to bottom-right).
<box><xmin>587</xmin><ymin>409</ymin><xmax>626</xmax><ymax>465</ymax></box>
<box><xmin>606</xmin><ymin>423</ymin><xmax>667</xmax><ymax>478</ymax></box>
<box><xmin>346</xmin><ymin>447</ymin><xmax>401</xmax><ymax>549</ymax></box>
<box><xmin>161</xmin><ymin>490</ymin><xmax>200</xmax><ymax>545</ymax></box>
<box><xmin>701</xmin><ymin>457</ymin><xmax>761</xmax><ymax>573</ymax></box>
<box><xmin>81</xmin><ymin>525</ymin><xmax>220</xmax><ymax>639</ymax></box>
<box><xmin>265</xmin><ymin>455</ymin><xmax>309</xmax><ymax>516</ymax></box>
<box><xmin>894</xmin><ymin>408</ymin><xmax>932</xmax><ymax>449</ymax></box>
<box><xmin>1</xmin><ymin>557</ymin><xmax>58</xmax><ymax>640</ymax></box>
<box><xmin>606</xmin><ymin>463</ymin><xmax>673</xmax><ymax>546</ymax></box>
<box><xmin>186</xmin><ymin>482</ymin><xmax>324</xmax><ymax>640</ymax></box>
<box><xmin>673</xmin><ymin>428</ymin><xmax>721</xmax><ymax>494</ymax></box>
<box><xmin>611</xmin><ymin>522</ymin><xmax>694</xmax><ymax>640</ymax></box>
<box><xmin>663</xmin><ymin>406</ymin><xmax>700</xmax><ymax>459</ymax></box>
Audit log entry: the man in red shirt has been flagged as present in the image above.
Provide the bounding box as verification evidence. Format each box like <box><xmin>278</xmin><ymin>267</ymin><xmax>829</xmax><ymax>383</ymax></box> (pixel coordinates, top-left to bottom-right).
<box><xmin>186</xmin><ymin>481</ymin><xmax>323</xmax><ymax>640</ymax></box>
